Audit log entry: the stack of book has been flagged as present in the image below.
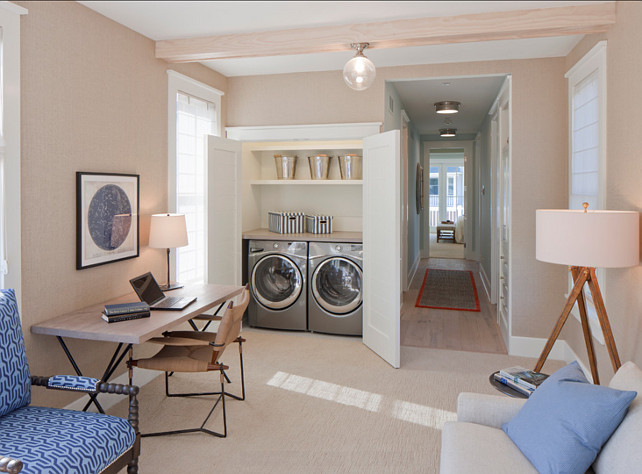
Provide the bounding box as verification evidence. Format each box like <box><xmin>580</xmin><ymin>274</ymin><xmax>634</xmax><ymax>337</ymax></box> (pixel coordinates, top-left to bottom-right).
<box><xmin>494</xmin><ymin>366</ymin><xmax>549</xmax><ymax>397</ymax></box>
<box><xmin>102</xmin><ymin>302</ymin><xmax>150</xmax><ymax>323</ymax></box>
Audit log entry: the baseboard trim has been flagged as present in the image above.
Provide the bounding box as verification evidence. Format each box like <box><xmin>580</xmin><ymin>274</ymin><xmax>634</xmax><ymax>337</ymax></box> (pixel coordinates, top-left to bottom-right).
<box><xmin>508</xmin><ymin>336</ymin><xmax>591</xmax><ymax>378</ymax></box>
<box><xmin>408</xmin><ymin>255</ymin><xmax>421</xmax><ymax>290</ymax></box>
<box><xmin>479</xmin><ymin>266</ymin><xmax>491</xmax><ymax>302</ymax></box>
<box><xmin>64</xmin><ymin>369</ymin><xmax>160</xmax><ymax>413</ymax></box>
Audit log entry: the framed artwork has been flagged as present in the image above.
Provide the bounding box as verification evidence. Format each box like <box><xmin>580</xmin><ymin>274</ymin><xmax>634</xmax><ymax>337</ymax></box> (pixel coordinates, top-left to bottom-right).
<box><xmin>76</xmin><ymin>172</ymin><xmax>139</xmax><ymax>270</ymax></box>
<box><xmin>416</xmin><ymin>163</ymin><xmax>424</xmax><ymax>214</ymax></box>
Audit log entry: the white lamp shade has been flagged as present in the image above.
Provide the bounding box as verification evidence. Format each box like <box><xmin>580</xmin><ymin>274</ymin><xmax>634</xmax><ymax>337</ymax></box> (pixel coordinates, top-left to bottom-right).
<box><xmin>149</xmin><ymin>214</ymin><xmax>188</xmax><ymax>249</ymax></box>
<box><xmin>536</xmin><ymin>209</ymin><xmax>639</xmax><ymax>268</ymax></box>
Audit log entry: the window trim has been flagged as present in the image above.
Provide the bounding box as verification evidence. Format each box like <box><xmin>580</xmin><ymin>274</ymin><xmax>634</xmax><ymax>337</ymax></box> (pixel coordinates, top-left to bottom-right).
<box><xmin>167</xmin><ymin>70</ymin><xmax>223</xmax><ymax>283</ymax></box>
<box><xmin>565</xmin><ymin>40</ymin><xmax>607</xmax><ymax>344</ymax></box>
<box><xmin>0</xmin><ymin>2</ymin><xmax>27</xmax><ymax>309</ymax></box>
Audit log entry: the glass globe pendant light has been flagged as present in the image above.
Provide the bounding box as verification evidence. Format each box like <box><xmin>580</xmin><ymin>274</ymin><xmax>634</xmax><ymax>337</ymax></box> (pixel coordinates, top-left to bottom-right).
<box><xmin>343</xmin><ymin>43</ymin><xmax>376</xmax><ymax>91</ymax></box>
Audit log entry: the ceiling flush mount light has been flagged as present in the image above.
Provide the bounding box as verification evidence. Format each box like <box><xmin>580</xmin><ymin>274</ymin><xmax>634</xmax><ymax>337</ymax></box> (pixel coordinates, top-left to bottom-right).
<box><xmin>343</xmin><ymin>43</ymin><xmax>376</xmax><ymax>91</ymax></box>
<box><xmin>439</xmin><ymin>128</ymin><xmax>457</xmax><ymax>137</ymax></box>
<box><xmin>434</xmin><ymin>101</ymin><xmax>461</xmax><ymax>114</ymax></box>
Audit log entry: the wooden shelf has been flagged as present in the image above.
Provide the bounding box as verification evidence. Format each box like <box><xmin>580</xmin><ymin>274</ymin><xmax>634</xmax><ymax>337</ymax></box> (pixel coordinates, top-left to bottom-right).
<box><xmin>250</xmin><ymin>179</ymin><xmax>362</xmax><ymax>185</ymax></box>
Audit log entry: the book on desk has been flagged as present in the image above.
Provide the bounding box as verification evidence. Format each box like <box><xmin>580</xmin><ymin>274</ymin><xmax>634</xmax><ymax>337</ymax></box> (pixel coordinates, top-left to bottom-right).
<box><xmin>102</xmin><ymin>302</ymin><xmax>150</xmax><ymax>323</ymax></box>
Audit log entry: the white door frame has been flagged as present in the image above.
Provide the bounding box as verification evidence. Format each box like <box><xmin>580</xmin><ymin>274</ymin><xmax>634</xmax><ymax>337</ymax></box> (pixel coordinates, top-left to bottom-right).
<box><xmin>401</xmin><ymin>110</ymin><xmax>410</xmax><ymax>292</ymax></box>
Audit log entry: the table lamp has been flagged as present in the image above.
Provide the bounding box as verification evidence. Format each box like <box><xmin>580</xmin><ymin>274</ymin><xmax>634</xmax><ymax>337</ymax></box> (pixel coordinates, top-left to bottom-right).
<box><xmin>149</xmin><ymin>213</ymin><xmax>188</xmax><ymax>291</ymax></box>
<box><xmin>535</xmin><ymin>203</ymin><xmax>639</xmax><ymax>384</ymax></box>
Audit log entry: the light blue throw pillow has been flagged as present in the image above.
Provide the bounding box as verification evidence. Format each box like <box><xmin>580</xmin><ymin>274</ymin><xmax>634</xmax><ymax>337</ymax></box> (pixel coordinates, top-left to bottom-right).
<box><xmin>502</xmin><ymin>361</ymin><xmax>636</xmax><ymax>474</ymax></box>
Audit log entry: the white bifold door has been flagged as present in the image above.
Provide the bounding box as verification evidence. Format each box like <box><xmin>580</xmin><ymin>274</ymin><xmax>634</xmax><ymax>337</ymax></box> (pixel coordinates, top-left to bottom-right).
<box><xmin>207</xmin><ymin>136</ymin><xmax>242</xmax><ymax>286</ymax></box>
<box><xmin>362</xmin><ymin>130</ymin><xmax>401</xmax><ymax>368</ymax></box>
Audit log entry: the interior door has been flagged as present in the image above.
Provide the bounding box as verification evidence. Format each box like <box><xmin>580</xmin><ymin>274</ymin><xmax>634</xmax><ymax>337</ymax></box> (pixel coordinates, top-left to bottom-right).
<box><xmin>207</xmin><ymin>136</ymin><xmax>242</xmax><ymax>285</ymax></box>
<box><xmin>362</xmin><ymin>130</ymin><xmax>401</xmax><ymax>368</ymax></box>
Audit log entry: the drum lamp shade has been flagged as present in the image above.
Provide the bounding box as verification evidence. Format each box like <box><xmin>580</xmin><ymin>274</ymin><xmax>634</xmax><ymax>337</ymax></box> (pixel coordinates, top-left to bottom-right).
<box><xmin>149</xmin><ymin>214</ymin><xmax>188</xmax><ymax>249</ymax></box>
<box><xmin>536</xmin><ymin>209</ymin><xmax>639</xmax><ymax>268</ymax></box>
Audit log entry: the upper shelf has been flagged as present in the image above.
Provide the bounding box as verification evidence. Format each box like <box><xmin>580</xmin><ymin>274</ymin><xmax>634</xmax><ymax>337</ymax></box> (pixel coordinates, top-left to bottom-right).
<box><xmin>250</xmin><ymin>179</ymin><xmax>362</xmax><ymax>186</ymax></box>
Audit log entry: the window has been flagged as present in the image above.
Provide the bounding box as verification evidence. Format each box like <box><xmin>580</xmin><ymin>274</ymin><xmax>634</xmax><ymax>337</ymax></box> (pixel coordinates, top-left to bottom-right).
<box><xmin>0</xmin><ymin>3</ymin><xmax>26</xmax><ymax>305</ymax></box>
<box><xmin>175</xmin><ymin>92</ymin><xmax>216</xmax><ymax>284</ymax></box>
<box><xmin>565</xmin><ymin>40</ymin><xmax>607</xmax><ymax>343</ymax></box>
<box><xmin>168</xmin><ymin>71</ymin><xmax>223</xmax><ymax>285</ymax></box>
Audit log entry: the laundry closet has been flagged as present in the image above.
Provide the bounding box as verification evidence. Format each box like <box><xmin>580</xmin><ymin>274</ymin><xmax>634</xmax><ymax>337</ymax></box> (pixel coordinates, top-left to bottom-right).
<box><xmin>206</xmin><ymin>123</ymin><xmax>402</xmax><ymax>367</ymax></box>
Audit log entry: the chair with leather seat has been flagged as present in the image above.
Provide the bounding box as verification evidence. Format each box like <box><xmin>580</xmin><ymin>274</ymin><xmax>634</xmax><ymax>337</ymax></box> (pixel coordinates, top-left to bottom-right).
<box><xmin>129</xmin><ymin>286</ymin><xmax>249</xmax><ymax>438</ymax></box>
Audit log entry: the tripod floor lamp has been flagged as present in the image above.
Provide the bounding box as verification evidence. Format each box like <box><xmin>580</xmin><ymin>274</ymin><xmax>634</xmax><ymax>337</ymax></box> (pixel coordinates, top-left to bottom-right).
<box><xmin>534</xmin><ymin>203</ymin><xmax>639</xmax><ymax>384</ymax></box>
<box><xmin>149</xmin><ymin>213</ymin><xmax>188</xmax><ymax>291</ymax></box>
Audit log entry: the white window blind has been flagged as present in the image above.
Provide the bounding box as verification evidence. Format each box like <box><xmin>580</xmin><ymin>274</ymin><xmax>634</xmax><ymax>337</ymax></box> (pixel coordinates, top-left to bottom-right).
<box><xmin>565</xmin><ymin>41</ymin><xmax>607</xmax><ymax>344</ymax></box>
<box><xmin>570</xmin><ymin>70</ymin><xmax>600</xmax><ymax>210</ymax></box>
<box><xmin>175</xmin><ymin>92</ymin><xmax>217</xmax><ymax>284</ymax></box>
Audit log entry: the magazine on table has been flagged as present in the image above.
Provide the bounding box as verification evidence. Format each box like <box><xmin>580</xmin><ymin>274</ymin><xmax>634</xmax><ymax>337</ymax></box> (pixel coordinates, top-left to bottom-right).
<box><xmin>498</xmin><ymin>366</ymin><xmax>548</xmax><ymax>390</ymax></box>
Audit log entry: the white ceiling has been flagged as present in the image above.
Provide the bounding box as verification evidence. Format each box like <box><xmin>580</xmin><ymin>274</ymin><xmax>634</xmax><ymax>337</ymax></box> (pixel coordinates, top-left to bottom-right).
<box><xmin>391</xmin><ymin>76</ymin><xmax>506</xmax><ymax>136</ymax></box>
<box><xmin>79</xmin><ymin>1</ymin><xmax>604</xmax><ymax>77</ymax></box>
<box><xmin>78</xmin><ymin>1</ymin><xmax>606</xmax><ymax>136</ymax></box>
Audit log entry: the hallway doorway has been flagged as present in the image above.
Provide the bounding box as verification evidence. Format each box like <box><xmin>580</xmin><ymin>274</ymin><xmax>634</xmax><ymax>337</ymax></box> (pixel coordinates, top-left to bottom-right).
<box><xmin>401</xmin><ymin>257</ymin><xmax>506</xmax><ymax>354</ymax></box>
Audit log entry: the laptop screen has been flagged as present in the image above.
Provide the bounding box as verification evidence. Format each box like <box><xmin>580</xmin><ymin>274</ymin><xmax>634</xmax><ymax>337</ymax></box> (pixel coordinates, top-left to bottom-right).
<box><xmin>130</xmin><ymin>272</ymin><xmax>165</xmax><ymax>305</ymax></box>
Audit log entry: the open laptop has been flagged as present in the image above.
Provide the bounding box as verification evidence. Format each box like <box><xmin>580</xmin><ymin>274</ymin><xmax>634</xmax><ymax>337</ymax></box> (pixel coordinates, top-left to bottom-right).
<box><xmin>129</xmin><ymin>272</ymin><xmax>196</xmax><ymax>311</ymax></box>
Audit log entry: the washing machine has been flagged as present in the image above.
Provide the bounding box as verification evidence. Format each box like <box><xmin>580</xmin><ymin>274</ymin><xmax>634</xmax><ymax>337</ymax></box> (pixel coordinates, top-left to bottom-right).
<box><xmin>248</xmin><ymin>240</ymin><xmax>307</xmax><ymax>331</ymax></box>
<box><xmin>308</xmin><ymin>241</ymin><xmax>363</xmax><ymax>336</ymax></box>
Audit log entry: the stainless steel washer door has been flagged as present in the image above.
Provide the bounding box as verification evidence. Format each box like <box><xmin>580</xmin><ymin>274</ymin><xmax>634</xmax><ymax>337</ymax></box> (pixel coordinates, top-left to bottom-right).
<box><xmin>251</xmin><ymin>254</ymin><xmax>303</xmax><ymax>310</ymax></box>
<box><xmin>312</xmin><ymin>257</ymin><xmax>362</xmax><ymax>315</ymax></box>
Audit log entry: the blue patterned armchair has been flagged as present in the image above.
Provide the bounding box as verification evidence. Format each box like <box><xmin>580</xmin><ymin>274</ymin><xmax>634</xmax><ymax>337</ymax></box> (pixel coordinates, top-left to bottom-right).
<box><xmin>0</xmin><ymin>289</ymin><xmax>140</xmax><ymax>473</ymax></box>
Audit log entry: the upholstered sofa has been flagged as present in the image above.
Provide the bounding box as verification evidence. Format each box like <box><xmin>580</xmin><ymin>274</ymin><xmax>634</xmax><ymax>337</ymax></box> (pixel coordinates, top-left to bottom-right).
<box><xmin>441</xmin><ymin>361</ymin><xmax>642</xmax><ymax>473</ymax></box>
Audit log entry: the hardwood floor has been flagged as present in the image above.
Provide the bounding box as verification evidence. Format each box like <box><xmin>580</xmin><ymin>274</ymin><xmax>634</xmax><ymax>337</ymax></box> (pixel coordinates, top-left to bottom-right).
<box><xmin>401</xmin><ymin>257</ymin><xmax>507</xmax><ymax>354</ymax></box>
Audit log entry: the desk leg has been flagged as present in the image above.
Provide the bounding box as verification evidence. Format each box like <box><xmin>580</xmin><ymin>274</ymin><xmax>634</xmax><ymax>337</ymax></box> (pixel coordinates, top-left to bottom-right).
<box><xmin>80</xmin><ymin>343</ymin><xmax>133</xmax><ymax>412</ymax></box>
<box><xmin>57</xmin><ymin>336</ymin><xmax>106</xmax><ymax>414</ymax></box>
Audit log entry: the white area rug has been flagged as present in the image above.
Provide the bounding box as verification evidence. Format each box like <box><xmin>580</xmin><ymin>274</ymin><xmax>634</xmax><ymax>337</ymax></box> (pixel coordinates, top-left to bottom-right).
<box><xmin>115</xmin><ymin>328</ymin><xmax>563</xmax><ymax>473</ymax></box>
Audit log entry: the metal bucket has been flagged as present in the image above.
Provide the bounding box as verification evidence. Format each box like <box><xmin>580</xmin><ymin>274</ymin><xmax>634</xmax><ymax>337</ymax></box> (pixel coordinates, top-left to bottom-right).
<box><xmin>274</xmin><ymin>155</ymin><xmax>297</xmax><ymax>180</ymax></box>
<box><xmin>338</xmin><ymin>154</ymin><xmax>362</xmax><ymax>180</ymax></box>
<box><xmin>308</xmin><ymin>154</ymin><xmax>331</xmax><ymax>180</ymax></box>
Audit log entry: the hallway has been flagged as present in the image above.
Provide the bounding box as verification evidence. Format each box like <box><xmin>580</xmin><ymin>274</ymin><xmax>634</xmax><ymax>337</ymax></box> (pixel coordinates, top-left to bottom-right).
<box><xmin>401</xmin><ymin>258</ymin><xmax>507</xmax><ymax>354</ymax></box>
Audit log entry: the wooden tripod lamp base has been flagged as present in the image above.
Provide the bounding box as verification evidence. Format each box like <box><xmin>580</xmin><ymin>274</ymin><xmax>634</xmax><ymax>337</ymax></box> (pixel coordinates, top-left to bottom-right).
<box><xmin>534</xmin><ymin>266</ymin><xmax>620</xmax><ymax>385</ymax></box>
<box><xmin>535</xmin><ymin>204</ymin><xmax>638</xmax><ymax>385</ymax></box>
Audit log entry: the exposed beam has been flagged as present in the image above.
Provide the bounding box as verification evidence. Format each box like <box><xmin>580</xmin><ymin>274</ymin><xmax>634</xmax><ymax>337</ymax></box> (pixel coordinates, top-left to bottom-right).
<box><xmin>156</xmin><ymin>3</ymin><xmax>616</xmax><ymax>63</ymax></box>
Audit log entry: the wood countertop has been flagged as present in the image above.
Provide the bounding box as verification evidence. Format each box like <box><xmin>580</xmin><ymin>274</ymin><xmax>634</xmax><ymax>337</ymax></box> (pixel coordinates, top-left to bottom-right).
<box><xmin>242</xmin><ymin>228</ymin><xmax>362</xmax><ymax>243</ymax></box>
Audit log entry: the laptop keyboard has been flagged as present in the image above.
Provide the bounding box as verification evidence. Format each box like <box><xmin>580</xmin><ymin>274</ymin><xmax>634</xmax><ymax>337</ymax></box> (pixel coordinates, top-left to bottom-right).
<box><xmin>154</xmin><ymin>296</ymin><xmax>189</xmax><ymax>309</ymax></box>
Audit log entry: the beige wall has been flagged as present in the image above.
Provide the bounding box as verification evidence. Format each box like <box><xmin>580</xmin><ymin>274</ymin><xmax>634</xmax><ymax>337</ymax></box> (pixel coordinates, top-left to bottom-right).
<box><xmin>563</xmin><ymin>1</ymin><xmax>642</xmax><ymax>380</ymax></box>
<box><xmin>229</xmin><ymin>57</ymin><xmax>569</xmax><ymax>342</ymax></box>
<box><xmin>18</xmin><ymin>1</ymin><xmax>227</xmax><ymax>406</ymax></box>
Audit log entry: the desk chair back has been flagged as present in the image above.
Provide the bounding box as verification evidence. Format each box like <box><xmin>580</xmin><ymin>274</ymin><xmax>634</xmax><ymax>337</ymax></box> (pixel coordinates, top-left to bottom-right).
<box><xmin>210</xmin><ymin>288</ymin><xmax>250</xmax><ymax>365</ymax></box>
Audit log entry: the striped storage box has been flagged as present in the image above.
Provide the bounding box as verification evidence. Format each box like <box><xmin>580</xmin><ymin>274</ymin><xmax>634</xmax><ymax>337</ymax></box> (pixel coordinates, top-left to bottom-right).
<box><xmin>305</xmin><ymin>215</ymin><xmax>334</xmax><ymax>234</ymax></box>
<box><xmin>268</xmin><ymin>211</ymin><xmax>305</xmax><ymax>234</ymax></box>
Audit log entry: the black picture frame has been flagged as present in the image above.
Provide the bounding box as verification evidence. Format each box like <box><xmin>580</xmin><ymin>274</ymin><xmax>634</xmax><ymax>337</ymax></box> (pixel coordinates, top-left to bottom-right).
<box><xmin>76</xmin><ymin>172</ymin><xmax>140</xmax><ymax>270</ymax></box>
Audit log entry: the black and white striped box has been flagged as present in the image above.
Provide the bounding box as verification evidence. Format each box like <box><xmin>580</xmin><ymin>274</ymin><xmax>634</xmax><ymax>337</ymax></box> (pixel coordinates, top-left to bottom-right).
<box><xmin>268</xmin><ymin>211</ymin><xmax>305</xmax><ymax>233</ymax></box>
<box><xmin>305</xmin><ymin>215</ymin><xmax>334</xmax><ymax>234</ymax></box>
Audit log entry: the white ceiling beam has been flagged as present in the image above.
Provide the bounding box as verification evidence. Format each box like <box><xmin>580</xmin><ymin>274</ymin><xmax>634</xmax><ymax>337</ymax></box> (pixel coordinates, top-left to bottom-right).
<box><xmin>156</xmin><ymin>3</ymin><xmax>616</xmax><ymax>63</ymax></box>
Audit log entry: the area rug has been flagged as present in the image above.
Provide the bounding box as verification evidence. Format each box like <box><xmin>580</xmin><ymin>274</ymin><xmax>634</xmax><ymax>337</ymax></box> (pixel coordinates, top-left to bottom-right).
<box><xmin>415</xmin><ymin>269</ymin><xmax>480</xmax><ymax>311</ymax></box>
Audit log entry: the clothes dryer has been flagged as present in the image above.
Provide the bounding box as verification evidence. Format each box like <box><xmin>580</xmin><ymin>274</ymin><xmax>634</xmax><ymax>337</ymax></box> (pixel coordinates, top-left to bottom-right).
<box><xmin>248</xmin><ymin>240</ymin><xmax>307</xmax><ymax>331</ymax></box>
<box><xmin>308</xmin><ymin>241</ymin><xmax>363</xmax><ymax>336</ymax></box>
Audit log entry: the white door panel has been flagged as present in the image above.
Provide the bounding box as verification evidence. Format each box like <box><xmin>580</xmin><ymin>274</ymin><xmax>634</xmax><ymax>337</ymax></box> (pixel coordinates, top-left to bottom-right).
<box><xmin>207</xmin><ymin>136</ymin><xmax>242</xmax><ymax>286</ymax></box>
<box><xmin>362</xmin><ymin>130</ymin><xmax>401</xmax><ymax>368</ymax></box>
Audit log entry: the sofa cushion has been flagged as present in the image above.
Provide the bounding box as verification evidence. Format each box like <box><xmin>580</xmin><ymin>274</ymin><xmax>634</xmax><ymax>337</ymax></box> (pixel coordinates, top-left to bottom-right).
<box><xmin>0</xmin><ymin>405</ymin><xmax>135</xmax><ymax>473</ymax></box>
<box><xmin>441</xmin><ymin>421</ymin><xmax>538</xmax><ymax>473</ymax></box>
<box><xmin>503</xmin><ymin>361</ymin><xmax>636</xmax><ymax>474</ymax></box>
<box><xmin>593</xmin><ymin>361</ymin><xmax>642</xmax><ymax>473</ymax></box>
<box><xmin>0</xmin><ymin>289</ymin><xmax>31</xmax><ymax>416</ymax></box>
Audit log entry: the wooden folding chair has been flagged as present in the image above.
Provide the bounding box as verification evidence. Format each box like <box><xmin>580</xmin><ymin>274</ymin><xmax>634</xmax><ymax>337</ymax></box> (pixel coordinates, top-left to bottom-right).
<box><xmin>129</xmin><ymin>287</ymin><xmax>249</xmax><ymax>438</ymax></box>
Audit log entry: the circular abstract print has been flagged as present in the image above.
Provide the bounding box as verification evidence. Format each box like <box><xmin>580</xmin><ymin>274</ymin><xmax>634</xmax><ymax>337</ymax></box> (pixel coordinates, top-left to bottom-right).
<box><xmin>88</xmin><ymin>184</ymin><xmax>132</xmax><ymax>251</ymax></box>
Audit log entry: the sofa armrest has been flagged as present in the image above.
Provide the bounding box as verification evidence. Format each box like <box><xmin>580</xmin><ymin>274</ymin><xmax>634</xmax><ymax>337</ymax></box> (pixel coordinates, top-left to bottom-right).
<box><xmin>0</xmin><ymin>456</ymin><xmax>22</xmax><ymax>474</ymax></box>
<box><xmin>457</xmin><ymin>392</ymin><xmax>526</xmax><ymax>428</ymax></box>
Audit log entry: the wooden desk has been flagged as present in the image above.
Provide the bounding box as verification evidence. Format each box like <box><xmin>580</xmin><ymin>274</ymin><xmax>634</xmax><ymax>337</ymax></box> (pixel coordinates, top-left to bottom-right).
<box><xmin>31</xmin><ymin>283</ymin><xmax>244</xmax><ymax>412</ymax></box>
<box><xmin>32</xmin><ymin>283</ymin><xmax>244</xmax><ymax>345</ymax></box>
